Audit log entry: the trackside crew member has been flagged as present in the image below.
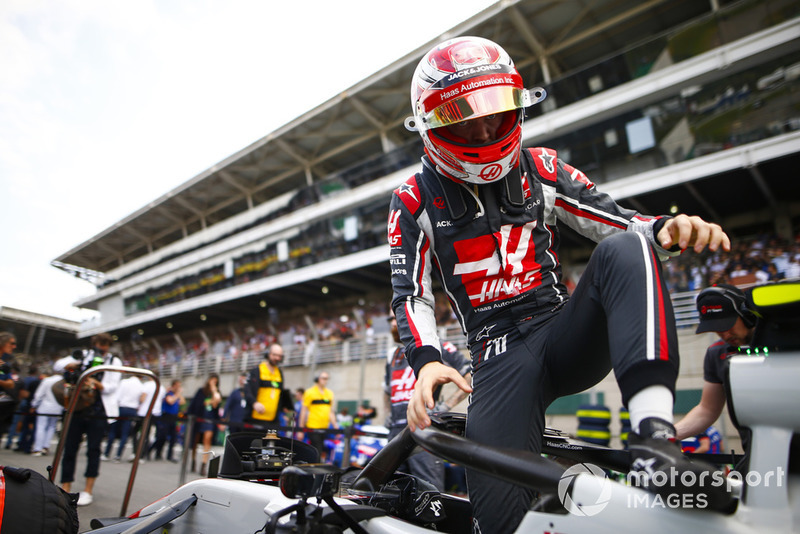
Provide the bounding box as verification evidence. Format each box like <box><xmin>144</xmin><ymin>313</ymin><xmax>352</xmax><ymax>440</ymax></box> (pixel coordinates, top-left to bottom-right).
<box><xmin>385</xmin><ymin>314</ymin><xmax>471</xmax><ymax>491</ymax></box>
<box><xmin>300</xmin><ymin>372</ymin><xmax>338</xmax><ymax>460</ymax></box>
<box><xmin>390</xmin><ymin>36</ymin><xmax>733</xmax><ymax>533</ymax></box>
<box><xmin>245</xmin><ymin>343</ymin><xmax>291</xmax><ymax>426</ymax></box>
<box><xmin>676</xmin><ymin>284</ymin><xmax>757</xmax><ymax>450</ymax></box>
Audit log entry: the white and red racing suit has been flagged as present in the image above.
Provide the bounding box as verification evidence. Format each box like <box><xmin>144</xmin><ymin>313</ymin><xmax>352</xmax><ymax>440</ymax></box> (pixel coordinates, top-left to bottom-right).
<box><xmin>388</xmin><ymin>148</ymin><xmax>681</xmax><ymax>534</ymax></box>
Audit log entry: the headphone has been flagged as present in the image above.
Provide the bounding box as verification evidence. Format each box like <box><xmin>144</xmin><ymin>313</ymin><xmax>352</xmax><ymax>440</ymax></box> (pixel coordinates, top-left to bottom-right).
<box><xmin>697</xmin><ymin>284</ymin><xmax>757</xmax><ymax>328</ymax></box>
<box><xmin>313</xmin><ymin>372</ymin><xmax>330</xmax><ymax>384</ymax></box>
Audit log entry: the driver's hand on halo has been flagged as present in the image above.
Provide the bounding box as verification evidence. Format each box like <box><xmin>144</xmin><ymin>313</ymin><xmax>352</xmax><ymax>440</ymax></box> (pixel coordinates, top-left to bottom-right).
<box><xmin>407</xmin><ymin>361</ymin><xmax>472</xmax><ymax>431</ymax></box>
<box><xmin>657</xmin><ymin>214</ymin><xmax>730</xmax><ymax>254</ymax></box>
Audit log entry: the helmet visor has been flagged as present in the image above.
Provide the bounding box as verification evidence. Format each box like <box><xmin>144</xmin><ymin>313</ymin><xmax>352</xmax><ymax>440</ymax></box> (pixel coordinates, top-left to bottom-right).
<box><xmin>419</xmin><ymin>85</ymin><xmax>523</xmax><ymax>131</ymax></box>
<box><xmin>418</xmin><ymin>86</ymin><xmax>545</xmax><ymax>131</ymax></box>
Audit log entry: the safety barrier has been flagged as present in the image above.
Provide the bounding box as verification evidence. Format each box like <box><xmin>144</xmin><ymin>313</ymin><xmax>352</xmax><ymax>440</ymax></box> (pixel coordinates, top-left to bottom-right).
<box><xmin>575</xmin><ymin>404</ymin><xmax>612</xmax><ymax>446</ymax></box>
<box><xmin>620</xmin><ymin>407</ymin><xmax>631</xmax><ymax>448</ymax></box>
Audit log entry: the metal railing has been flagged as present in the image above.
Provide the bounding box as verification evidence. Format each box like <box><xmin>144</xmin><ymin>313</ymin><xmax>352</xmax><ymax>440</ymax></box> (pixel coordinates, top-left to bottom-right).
<box><xmin>151</xmin><ymin>290</ymin><xmax>705</xmax><ymax>381</ymax></box>
<box><xmin>155</xmin><ymin>324</ymin><xmax>470</xmax><ymax>380</ymax></box>
<box><xmin>673</xmin><ymin>290</ymin><xmax>701</xmax><ymax>329</ymax></box>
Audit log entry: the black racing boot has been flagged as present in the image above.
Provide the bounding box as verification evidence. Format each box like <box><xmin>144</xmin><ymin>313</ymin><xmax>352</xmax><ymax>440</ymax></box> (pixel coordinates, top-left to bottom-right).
<box><xmin>628</xmin><ymin>417</ymin><xmax>736</xmax><ymax>513</ymax></box>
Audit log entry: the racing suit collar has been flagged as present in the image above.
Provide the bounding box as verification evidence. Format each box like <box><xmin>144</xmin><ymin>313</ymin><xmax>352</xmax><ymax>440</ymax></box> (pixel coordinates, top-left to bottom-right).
<box><xmin>425</xmin><ymin>156</ymin><xmax>525</xmax><ymax>220</ymax></box>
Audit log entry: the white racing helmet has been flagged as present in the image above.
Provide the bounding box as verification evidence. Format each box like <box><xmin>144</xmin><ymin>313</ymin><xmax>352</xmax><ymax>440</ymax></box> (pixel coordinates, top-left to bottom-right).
<box><xmin>405</xmin><ymin>36</ymin><xmax>546</xmax><ymax>184</ymax></box>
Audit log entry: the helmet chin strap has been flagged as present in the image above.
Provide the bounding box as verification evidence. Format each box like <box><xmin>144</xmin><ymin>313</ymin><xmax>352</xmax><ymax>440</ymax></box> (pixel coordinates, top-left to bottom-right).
<box><xmin>425</xmin><ymin>156</ymin><xmax>525</xmax><ymax>220</ymax></box>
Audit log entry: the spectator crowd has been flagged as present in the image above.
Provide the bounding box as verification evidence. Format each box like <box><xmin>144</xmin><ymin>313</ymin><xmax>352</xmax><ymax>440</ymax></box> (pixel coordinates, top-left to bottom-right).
<box><xmin>662</xmin><ymin>232</ymin><xmax>800</xmax><ymax>293</ymax></box>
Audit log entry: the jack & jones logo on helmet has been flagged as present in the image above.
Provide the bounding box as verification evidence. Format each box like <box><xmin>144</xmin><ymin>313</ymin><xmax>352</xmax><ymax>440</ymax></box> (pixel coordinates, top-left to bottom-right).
<box><xmin>446</xmin><ymin>64</ymin><xmax>503</xmax><ymax>81</ymax></box>
<box><xmin>557</xmin><ymin>463</ymin><xmax>613</xmax><ymax>516</ymax></box>
<box><xmin>479</xmin><ymin>164</ymin><xmax>503</xmax><ymax>181</ymax></box>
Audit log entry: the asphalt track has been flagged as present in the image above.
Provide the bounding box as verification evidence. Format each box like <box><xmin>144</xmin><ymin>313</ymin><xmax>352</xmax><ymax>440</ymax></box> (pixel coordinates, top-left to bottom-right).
<box><xmin>0</xmin><ymin>437</ymin><xmax>223</xmax><ymax>533</ymax></box>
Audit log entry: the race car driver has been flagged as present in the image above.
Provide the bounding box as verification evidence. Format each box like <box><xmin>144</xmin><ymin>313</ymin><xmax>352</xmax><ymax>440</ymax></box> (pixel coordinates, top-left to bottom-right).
<box><xmin>389</xmin><ymin>36</ymin><xmax>733</xmax><ymax>533</ymax></box>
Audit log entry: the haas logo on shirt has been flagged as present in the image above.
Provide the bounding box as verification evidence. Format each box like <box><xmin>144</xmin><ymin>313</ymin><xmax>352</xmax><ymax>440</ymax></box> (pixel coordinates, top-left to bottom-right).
<box><xmin>388</xmin><ymin>210</ymin><xmax>402</xmax><ymax>247</ymax></box>
<box><xmin>390</xmin><ymin>367</ymin><xmax>417</xmax><ymax>404</ymax></box>
<box><xmin>453</xmin><ymin>221</ymin><xmax>542</xmax><ymax>306</ymax></box>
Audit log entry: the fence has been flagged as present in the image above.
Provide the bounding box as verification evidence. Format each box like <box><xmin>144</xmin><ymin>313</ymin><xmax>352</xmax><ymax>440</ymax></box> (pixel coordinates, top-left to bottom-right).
<box><xmin>155</xmin><ymin>323</ymin><xmax>470</xmax><ymax>381</ymax></box>
<box><xmin>155</xmin><ymin>290</ymin><xmax>704</xmax><ymax>381</ymax></box>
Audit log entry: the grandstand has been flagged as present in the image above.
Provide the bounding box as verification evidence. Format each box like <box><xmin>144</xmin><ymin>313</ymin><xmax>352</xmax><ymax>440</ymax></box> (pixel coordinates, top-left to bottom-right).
<box><xmin>51</xmin><ymin>0</ymin><xmax>800</xmax><ymax>444</ymax></box>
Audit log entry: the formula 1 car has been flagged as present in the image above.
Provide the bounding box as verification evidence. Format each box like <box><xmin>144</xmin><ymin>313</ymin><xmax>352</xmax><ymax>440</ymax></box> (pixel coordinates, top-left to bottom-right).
<box><xmin>83</xmin><ymin>281</ymin><xmax>800</xmax><ymax>533</ymax></box>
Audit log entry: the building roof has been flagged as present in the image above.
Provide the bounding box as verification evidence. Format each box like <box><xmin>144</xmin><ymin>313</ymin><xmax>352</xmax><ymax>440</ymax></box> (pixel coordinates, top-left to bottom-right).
<box><xmin>0</xmin><ymin>306</ymin><xmax>81</xmax><ymax>357</ymax></box>
<box><xmin>53</xmin><ymin>0</ymin><xmax>730</xmax><ymax>276</ymax></box>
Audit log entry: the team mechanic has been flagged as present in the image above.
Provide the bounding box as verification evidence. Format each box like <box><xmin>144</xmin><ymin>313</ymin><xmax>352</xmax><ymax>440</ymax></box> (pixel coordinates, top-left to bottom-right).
<box><xmin>385</xmin><ymin>313</ymin><xmax>471</xmax><ymax>491</ymax></box>
<box><xmin>245</xmin><ymin>343</ymin><xmax>291</xmax><ymax>427</ymax></box>
<box><xmin>389</xmin><ymin>36</ymin><xmax>733</xmax><ymax>534</ymax></box>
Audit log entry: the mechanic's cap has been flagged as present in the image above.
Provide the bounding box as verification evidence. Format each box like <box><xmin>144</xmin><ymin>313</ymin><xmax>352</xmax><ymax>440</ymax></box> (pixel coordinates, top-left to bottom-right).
<box><xmin>695</xmin><ymin>287</ymin><xmax>741</xmax><ymax>334</ymax></box>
